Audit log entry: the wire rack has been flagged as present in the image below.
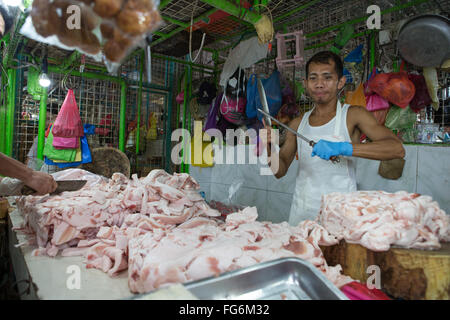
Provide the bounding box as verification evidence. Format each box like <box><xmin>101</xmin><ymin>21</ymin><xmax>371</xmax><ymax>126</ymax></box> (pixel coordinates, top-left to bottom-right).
<box><xmin>13</xmin><ymin>64</ymin><xmax>122</xmax><ymax>172</ymax></box>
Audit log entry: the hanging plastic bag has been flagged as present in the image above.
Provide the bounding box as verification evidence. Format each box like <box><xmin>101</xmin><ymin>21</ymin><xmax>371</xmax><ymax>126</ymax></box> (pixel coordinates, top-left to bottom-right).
<box><xmin>203</xmin><ymin>93</ymin><xmax>222</xmax><ymax>132</ymax></box>
<box><xmin>220</xmin><ymin>94</ymin><xmax>247</xmax><ymax>125</ymax></box>
<box><xmin>52</xmin><ymin>145</ymin><xmax>82</xmax><ymax>162</ymax></box>
<box><xmin>176</xmin><ymin>91</ymin><xmax>184</xmax><ymax>104</ymax></box>
<box><xmin>44</xmin><ymin>134</ymin><xmax>92</xmax><ymax>168</ymax></box>
<box><xmin>52</xmin><ymin>89</ymin><xmax>84</xmax><ymax>138</ymax></box>
<box><xmin>385</xmin><ymin>105</ymin><xmax>416</xmax><ymax>130</ymax></box>
<box><xmin>368</xmin><ymin>62</ymin><xmax>415</xmax><ymax>109</ymax></box>
<box><xmin>225</xmin><ymin>67</ymin><xmax>247</xmax><ymax>97</ymax></box>
<box><xmin>366</xmin><ymin>93</ymin><xmax>390</xmax><ymax>112</ymax></box>
<box><xmin>21</xmin><ymin>0</ymin><xmax>162</xmax><ymax>74</ymax></box>
<box><xmin>44</xmin><ymin>127</ymin><xmax>77</xmax><ymax>162</ymax></box>
<box><xmin>364</xmin><ymin>67</ymin><xmax>390</xmax><ymax>111</ymax></box>
<box><xmin>53</xmin><ymin>136</ymin><xmax>80</xmax><ymax>149</ymax></box>
<box><xmin>246</xmin><ymin>70</ymin><xmax>282</xmax><ymax>120</ymax></box>
<box><xmin>422</xmin><ymin>67</ymin><xmax>440</xmax><ymax>110</ymax></box>
<box><xmin>345</xmin><ymin>83</ymin><xmax>366</xmax><ymax>107</ymax></box>
<box><xmin>408</xmin><ymin>73</ymin><xmax>432</xmax><ymax>113</ymax></box>
<box><xmin>197</xmin><ymin>81</ymin><xmax>217</xmax><ymax>105</ymax></box>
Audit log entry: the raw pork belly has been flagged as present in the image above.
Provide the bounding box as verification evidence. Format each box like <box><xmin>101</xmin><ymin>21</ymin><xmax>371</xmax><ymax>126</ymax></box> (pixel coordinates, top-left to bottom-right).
<box><xmin>128</xmin><ymin>207</ymin><xmax>353</xmax><ymax>293</ymax></box>
<box><xmin>15</xmin><ymin>168</ymin><xmax>220</xmax><ymax>276</ymax></box>
<box><xmin>318</xmin><ymin>191</ymin><xmax>450</xmax><ymax>251</ymax></box>
<box><xmin>16</xmin><ymin>169</ymin><xmax>353</xmax><ymax>293</ymax></box>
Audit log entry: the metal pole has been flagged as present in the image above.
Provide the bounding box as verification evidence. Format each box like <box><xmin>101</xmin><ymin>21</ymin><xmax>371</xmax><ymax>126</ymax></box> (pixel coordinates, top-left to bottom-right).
<box><xmin>37</xmin><ymin>88</ymin><xmax>47</xmax><ymax>160</ymax></box>
<box><xmin>181</xmin><ymin>63</ymin><xmax>189</xmax><ymax>173</ymax></box>
<box><xmin>136</xmin><ymin>52</ymin><xmax>144</xmax><ymax>155</ymax></box>
<box><xmin>198</xmin><ymin>0</ymin><xmax>262</xmax><ymax>24</ymax></box>
<box><xmin>119</xmin><ymin>81</ymin><xmax>127</xmax><ymax>152</ymax></box>
<box><xmin>5</xmin><ymin>68</ymin><xmax>16</xmax><ymax>157</ymax></box>
<box><xmin>370</xmin><ymin>31</ymin><xmax>376</xmax><ymax>71</ymax></box>
<box><xmin>185</xmin><ymin>60</ymin><xmax>192</xmax><ymax>174</ymax></box>
<box><xmin>150</xmin><ymin>8</ymin><xmax>218</xmax><ymax>47</ymax></box>
<box><xmin>165</xmin><ymin>62</ymin><xmax>175</xmax><ymax>173</ymax></box>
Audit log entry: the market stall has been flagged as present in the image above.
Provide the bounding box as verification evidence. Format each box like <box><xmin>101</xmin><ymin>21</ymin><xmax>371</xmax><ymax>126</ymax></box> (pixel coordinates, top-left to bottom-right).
<box><xmin>0</xmin><ymin>0</ymin><xmax>449</xmax><ymax>302</ymax></box>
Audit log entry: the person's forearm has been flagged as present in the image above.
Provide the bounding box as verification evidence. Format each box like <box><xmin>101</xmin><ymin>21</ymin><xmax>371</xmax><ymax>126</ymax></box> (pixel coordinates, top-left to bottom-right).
<box><xmin>268</xmin><ymin>151</ymin><xmax>289</xmax><ymax>178</ymax></box>
<box><xmin>0</xmin><ymin>153</ymin><xmax>33</xmax><ymax>182</ymax></box>
<box><xmin>352</xmin><ymin>138</ymin><xmax>405</xmax><ymax>160</ymax></box>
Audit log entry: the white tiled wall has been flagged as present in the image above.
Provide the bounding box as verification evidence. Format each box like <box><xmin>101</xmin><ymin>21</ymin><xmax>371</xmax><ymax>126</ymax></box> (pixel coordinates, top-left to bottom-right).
<box><xmin>190</xmin><ymin>145</ymin><xmax>450</xmax><ymax>223</ymax></box>
<box><xmin>416</xmin><ymin>147</ymin><xmax>450</xmax><ymax>215</ymax></box>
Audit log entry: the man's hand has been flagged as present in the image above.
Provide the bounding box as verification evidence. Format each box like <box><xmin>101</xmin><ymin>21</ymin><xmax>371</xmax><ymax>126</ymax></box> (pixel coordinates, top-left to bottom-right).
<box><xmin>311</xmin><ymin>140</ymin><xmax>353</xmax><ymax>160</ymax></box>
<box><xmin>23</xmin><ymin>171</ymin><xmax>57</xmax><ymax>195</ymax></box>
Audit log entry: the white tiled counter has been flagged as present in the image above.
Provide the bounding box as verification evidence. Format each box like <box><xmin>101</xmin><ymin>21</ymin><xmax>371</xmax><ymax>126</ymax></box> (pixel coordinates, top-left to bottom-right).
<box><xmin>189</xmin><ymin>145</ymin><xmax>450</xmax><ymax>222</ymax></box>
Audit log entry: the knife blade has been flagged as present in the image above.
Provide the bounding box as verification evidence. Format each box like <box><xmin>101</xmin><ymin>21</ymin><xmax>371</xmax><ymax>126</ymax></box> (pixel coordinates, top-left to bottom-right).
<box><xmin>257</xmin><ymin>78</ymin><xmax>271</xmax><ymax>127</ymax></box>
<box><xmin>22</xmin><ymin>180</ymin><xmax>88</xmax><ymax>196</ymax></box>
<box><xmin>257</xmin><ymin>108</ymin><xmax>340</xmax><ymax>163</ymax></box>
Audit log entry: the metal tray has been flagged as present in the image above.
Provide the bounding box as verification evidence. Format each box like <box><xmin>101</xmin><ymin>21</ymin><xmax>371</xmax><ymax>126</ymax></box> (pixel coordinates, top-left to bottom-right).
<box><xmin>183</xmin><ymin>257</ymin><xmax>348</xmax><ymax>300</ymax></box>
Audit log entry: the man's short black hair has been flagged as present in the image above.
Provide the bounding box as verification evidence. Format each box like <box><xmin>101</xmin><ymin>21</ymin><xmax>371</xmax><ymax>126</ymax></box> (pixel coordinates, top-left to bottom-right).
<box><xmin>306</xmin><ymin>51</ymin><xmax>344</xmax><ymax>79</ymax></box>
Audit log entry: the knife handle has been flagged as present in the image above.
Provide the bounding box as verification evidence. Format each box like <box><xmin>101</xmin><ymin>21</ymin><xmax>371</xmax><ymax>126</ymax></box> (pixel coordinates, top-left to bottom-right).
<box><xmin>21</xmin><ymin>185</ymin><xmax>37</xmax><ymax>196</ymax></box>
<box><xmin>309</xmin><ymin>141</ymin><xmax>340</xmax><ymax>164</ymax></box>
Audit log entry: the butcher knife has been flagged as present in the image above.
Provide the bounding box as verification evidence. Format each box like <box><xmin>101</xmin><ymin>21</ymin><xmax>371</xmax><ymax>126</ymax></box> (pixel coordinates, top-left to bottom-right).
<box><xmin>257</xmin><ymin>108</ymin><xmax>340</xmax><ymax>164</ymax></box>
<box><xmin>21</xmin><ymin>180</ymin><xmax>87</xmax><ymax>196</ymax></box>
<box><xmin>257</xmin><ymin>77</ymin><xmax>271</xmax><ymax>127</ymax></box>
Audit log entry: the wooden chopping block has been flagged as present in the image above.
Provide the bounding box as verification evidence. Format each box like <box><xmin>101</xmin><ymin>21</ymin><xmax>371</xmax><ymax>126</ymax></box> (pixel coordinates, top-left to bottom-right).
<box><xmin>320</xmin><ymin>240</ymin><xmax>450</xmax><ymax>300</ymax></box>
<box><xmin>80</xmin><ymin>147</ymin><xmax>131</xmax><ymax>179</ymax></box>
<box><xmin>0</xmin><ymin>198</ymin><xmax>9</xmax><ymax>219</ymax></box>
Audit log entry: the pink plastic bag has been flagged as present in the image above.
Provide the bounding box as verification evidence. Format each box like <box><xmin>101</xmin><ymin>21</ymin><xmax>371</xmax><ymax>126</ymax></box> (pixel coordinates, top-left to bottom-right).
<box><xmin>366</xmin><ymin>92</ymin><xmax>390</xmax><ymax>111</ymax></box>
<box><xmin>341</xmin><ymin>281</ymin><xmax>391</xmax><ymax>300</ymax></box>
<box><xmin>53</xmin><ymin>136</ymin><xmax>80</xmax><ymax>149</ymax></box>
<box><xmin>52</xmin><ymin>89</ymin><xmax>84</xmax><ymax>137</ymax></box>
<box><xmin>364</xmin><ymin>67</ymin><xmax>390</xmax><ymax>111</ymax></box>
<box><xmin>176</xmin><ymin>91</ymin><xmax>184</xmax><ymax>104</ymax></box>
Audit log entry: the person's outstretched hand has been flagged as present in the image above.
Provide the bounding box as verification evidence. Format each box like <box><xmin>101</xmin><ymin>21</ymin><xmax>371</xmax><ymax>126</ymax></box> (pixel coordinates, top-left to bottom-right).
<box><xmin>23</xmin><ymin>171</ymin><xmax>57</xmax><ymax>195</ymax></box>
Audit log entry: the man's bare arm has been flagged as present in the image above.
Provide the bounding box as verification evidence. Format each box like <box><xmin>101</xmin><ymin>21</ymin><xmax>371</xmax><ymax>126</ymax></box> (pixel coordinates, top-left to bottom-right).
<box><xmin>0</xmin><ymin>153</ymin><xmax>57</xmax><ymax>195</ymax></box>
<box><xmin>271</xmin><ymin>116</ymin><xmax>302</xmax><ymax>178</ymax></box>
<box><xmin>350</xmin><ymin>106</ymin><xmax>405</xmax><ymax>160</ymax></box>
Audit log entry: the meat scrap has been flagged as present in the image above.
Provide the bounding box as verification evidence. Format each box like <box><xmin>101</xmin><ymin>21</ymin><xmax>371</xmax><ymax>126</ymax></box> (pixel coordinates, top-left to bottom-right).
<box><xmin>318</xmin><ymin>191</ymin><xmax>450</xmax><ymax>251</ymax></box>
<box><xmin>128</xmin><ymin>207</ymin><xmax>353</xmax><ymax>293</ymax></box>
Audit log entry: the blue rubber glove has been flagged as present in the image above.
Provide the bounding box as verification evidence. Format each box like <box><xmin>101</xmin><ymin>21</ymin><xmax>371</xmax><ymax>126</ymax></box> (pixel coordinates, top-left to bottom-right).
<box><xmin>311</xmin><ymin>140</ymin><xmax>353</xmax><ymax>160</ymax></box>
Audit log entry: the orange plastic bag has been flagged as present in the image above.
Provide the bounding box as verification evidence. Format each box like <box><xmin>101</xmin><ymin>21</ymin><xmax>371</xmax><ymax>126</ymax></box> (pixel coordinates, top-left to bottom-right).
<box><xmin>345</xmin><ymin>83</ymin><xmax>366</xmax><ymax>107</ymax></box>
<box><xmin>52</xmin><ymin>89</ymin><xmax>84</xmax><ymax>138</ymax></box>
<box><xmin>368</xmin><ymin>62</ymin><xmax>415</xmax><ymax>109</ymax></box>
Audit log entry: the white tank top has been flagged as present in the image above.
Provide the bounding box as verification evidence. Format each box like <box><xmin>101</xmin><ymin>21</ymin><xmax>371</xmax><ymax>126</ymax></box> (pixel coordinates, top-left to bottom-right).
<box><xmin>288</xmin><ymin>101</ymin><xmax>357</xmax><ymax>225</ymax></box>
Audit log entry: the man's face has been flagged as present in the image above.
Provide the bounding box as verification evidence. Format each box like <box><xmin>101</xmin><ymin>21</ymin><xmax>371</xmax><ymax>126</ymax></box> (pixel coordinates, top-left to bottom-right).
<box><xmin>304</xmin><ymin>60</ymin><xmax>346</xmax><ymax>105</ymax></box>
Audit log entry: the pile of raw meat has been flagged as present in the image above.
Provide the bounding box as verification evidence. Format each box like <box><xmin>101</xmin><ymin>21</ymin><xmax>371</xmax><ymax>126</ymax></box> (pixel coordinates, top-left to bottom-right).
<box><xmin>15</xmin><ymin>168</ymin><xmax>352</xmax><ymax>293</ymax></box>
<box><xmin>318</xmin><ymin>191</ymin><xmax>450</xmax><ymax>251</ymax></box>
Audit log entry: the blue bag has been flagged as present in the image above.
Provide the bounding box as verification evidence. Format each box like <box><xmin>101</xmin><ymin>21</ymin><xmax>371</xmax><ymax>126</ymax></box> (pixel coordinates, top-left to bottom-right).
<box><xmin>246</xmin><ymin>70</ymin><xmax>282</xmax><ymax>121</ymax></box>
<box><xmin>44</xmin><ymin>134</ymin><xmax>92</xmax><ymax>168</ymax></box>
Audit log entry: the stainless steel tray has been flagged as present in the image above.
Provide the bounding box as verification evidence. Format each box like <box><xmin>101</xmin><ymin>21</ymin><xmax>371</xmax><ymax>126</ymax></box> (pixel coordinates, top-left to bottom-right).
<box><xmin>183</xmin><ymin>257</ymin><xmax>348</xmax><ymax>300</ymax></box>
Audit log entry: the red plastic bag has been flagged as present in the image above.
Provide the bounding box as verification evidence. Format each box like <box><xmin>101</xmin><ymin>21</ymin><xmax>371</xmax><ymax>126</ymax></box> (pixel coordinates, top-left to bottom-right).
<box><xmin>52</xmin><ymin>90</ymin><xmax>84</xmax><ymax>137</ymax></box>
<box><xmin>368</xmin><ymin>62</ymin><xmax>415</xmax><ymax>109</ymax></box>
<box><xmin>341</xmin><ymin>281</ymin><xmax>391</xmax><ymax>300</ymax></box>
<box><xmin>408</xmin><ymin>73</ymin><xmax>432</xmax><ymax>113</ymax></box>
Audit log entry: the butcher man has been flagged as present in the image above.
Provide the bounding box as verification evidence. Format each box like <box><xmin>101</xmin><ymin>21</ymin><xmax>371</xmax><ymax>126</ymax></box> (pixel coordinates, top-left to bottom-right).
<box><xmin>261</xmin><ymin>51</ymin><xmax>405</xmax><ymax>225</ymax></box>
